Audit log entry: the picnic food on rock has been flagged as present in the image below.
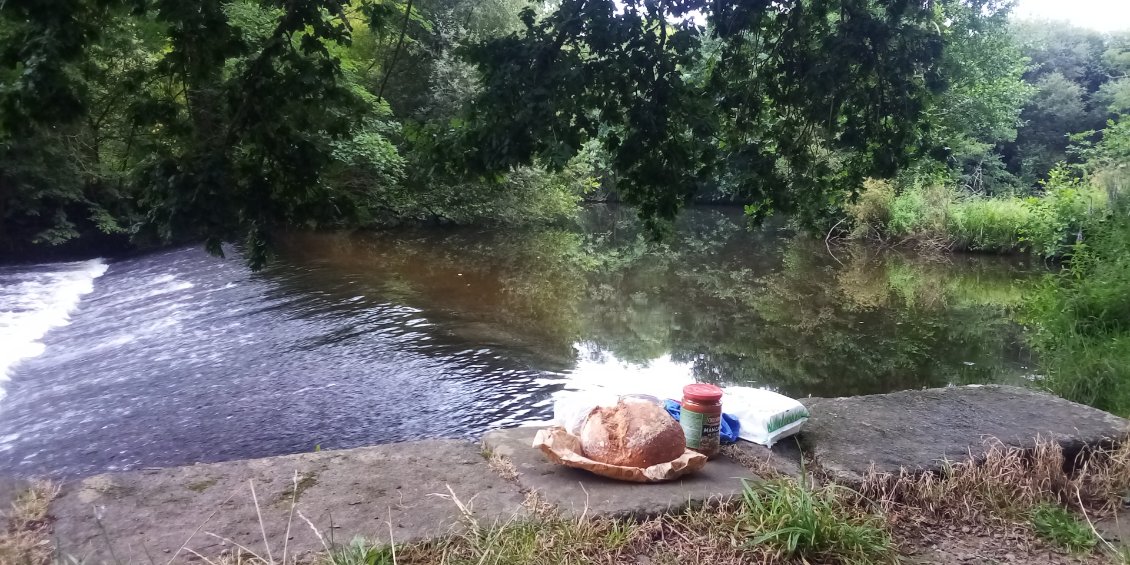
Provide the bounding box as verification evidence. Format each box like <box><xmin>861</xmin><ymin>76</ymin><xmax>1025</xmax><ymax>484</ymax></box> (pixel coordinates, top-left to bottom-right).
<box><xmin>579</xmin><ymin>398</ymin><xmax>686</xmax><ymax>467</ymax></box>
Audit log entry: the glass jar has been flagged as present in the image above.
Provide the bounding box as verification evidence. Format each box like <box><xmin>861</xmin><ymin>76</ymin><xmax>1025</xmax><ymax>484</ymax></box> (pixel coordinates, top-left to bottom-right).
<box><xmin>680</xmin><ymin>383</ymin><xmax>723</xmax><ymax>457</ymax></box>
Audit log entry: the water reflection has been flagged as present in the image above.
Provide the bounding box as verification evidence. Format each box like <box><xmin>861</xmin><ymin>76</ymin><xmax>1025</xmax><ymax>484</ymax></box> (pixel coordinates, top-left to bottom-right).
<box><xmin>275</xmin><ymin>205</ymin><xmax>1039</xmax><ymax>398</ymax></box>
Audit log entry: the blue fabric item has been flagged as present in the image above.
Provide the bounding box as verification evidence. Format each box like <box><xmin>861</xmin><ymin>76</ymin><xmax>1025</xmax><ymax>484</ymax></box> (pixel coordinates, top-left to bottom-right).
<box><xmin>664</xmin><ymin>399</ymin><xmax>741</xmax><ymax>444</ymax></box>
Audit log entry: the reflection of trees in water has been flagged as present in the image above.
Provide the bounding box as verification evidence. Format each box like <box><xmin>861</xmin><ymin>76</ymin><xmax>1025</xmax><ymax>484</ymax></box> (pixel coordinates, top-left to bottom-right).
<box><xmin>276</xmin><ymin>206</ymin><xmax>1039</xmax><ymax>396</ymax></box>
<box><xmin>573</xmin><ymin>216</ymin><xmax>1040</xmax><ymax>397</ymax></box>
<box><xmin>272</xmin><ymin>228</ymin><xmax>591</xmax><ymax>367</ymax></box>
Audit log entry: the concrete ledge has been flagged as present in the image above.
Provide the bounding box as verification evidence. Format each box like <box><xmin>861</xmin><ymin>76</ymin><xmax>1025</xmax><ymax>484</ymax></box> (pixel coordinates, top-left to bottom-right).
<box><xmin>801</xmin><ymin>385</ymin><xmax>1130</xmax><ymax>483</ymax></box>
<box><xmin>482</xmin><ymin>427</ymin><xmax>760</xmax><ymax>518</ymax></box>
<box><xmin>51</xmin><ymin>440</ymin><xmax>527</xmax><ymax>563</ymax></box>
<box><xmin>38</xmin><ymin>384</ymin><xmax>1130</xmax><ymax>563</ymax></box>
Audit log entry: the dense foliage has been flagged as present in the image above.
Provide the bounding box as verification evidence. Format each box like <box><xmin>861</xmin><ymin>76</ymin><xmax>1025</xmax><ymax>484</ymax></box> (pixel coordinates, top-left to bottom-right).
<box><xmin>843</xmin><ymin>18</ymin><xmax>1129</xmax><ymax>255</ymax></box>
<box><xmin>5</xmin><ymin>0</ymin><xmax>1096</xmax><ymax>264</ymax></box>
<box><xmin>0</xmin><ymin>0</ymin><xmax>589</xmax><ymax>264</ymax></box>
<box><xmin>1024</xmin><ymin>108</ymin><xmax>1130</xmax><ymax>415</ymax></box>
<box><xmin>460</xmin><ymin>0</ymin><xmax>967</xmax><ymax>229</ymax></box>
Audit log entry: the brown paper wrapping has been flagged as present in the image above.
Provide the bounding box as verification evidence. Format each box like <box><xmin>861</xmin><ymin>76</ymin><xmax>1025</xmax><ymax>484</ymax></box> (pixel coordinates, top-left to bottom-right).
<box><xmin>532</xmin><ymin>426</ymin><xmax>708</xmax><ymax>483</ymax></box>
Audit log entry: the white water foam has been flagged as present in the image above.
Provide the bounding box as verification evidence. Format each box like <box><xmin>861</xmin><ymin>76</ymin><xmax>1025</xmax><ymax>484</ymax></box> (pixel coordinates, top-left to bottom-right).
<box><xmin>0</xmin><ymin>259</ymin><xmax>109</xmax><ymax>400</ymax></box>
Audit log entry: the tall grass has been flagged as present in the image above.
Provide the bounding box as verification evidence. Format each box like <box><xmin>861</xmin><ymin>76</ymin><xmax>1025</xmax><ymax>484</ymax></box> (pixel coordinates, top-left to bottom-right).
<box><xmin>1025</xmin><ymin>204</ymin><xmax>1130</xmax><ymax>416</ymax></box>
<box><xmin>846</xmin><ymin>168</ymin><xmax>1106</xmax><ymax>257</ymax></box>
<box><xmin>947</xmin><ymin>197</ymin><xmax>1030</xmax><ymax>252</ymax></box>
<box><xmin>324</xmin><ymin>439</ymin><xmax>1130</xmax><ymax>564</ymax></box>
<box><xmin>17</xmin><ymin>438</ymin><xmax>1130</xmax><ymax>564</ymax></box>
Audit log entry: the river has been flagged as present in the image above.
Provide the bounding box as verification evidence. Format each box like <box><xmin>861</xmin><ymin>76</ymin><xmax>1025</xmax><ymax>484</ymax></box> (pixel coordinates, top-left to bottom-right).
<box><xmin>0</xmin><ymin>206</ymin><xmax>1041</xmax><ymax>477</ymax></box>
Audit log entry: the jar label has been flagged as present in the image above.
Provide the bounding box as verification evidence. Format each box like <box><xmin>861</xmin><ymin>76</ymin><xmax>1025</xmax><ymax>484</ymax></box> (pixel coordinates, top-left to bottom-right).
<box><xmin>680</xmin><ymin>409</ymin><xmax>721</xmax><ymax>452</ymax></box>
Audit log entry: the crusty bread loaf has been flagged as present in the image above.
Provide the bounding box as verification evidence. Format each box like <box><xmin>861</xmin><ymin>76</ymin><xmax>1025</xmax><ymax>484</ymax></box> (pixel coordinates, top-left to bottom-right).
<box><xmin>579</xmin><ymin>398</ymin><xmax>686</xmax><ymax>467</ymax></box>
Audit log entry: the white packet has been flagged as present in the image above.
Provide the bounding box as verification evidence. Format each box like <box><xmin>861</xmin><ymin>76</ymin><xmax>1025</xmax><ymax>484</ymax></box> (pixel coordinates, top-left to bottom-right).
<box><xmin>723</xmin><ymin>387</ymin><xmax>810</xmax><ymax>447</ymax></box>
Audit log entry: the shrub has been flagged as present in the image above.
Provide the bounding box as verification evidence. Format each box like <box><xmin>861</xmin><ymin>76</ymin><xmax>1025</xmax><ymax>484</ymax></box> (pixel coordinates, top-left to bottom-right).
<box><xmin>1026</xmin><ymin>201</ymin><xmax>1130</xmax><ymax>416</ymax></box>
<box><xmin>887</xmin><ymin>186</ymin><xmax>930</xmax><ymax>237</ymax></box>
<box><xmin>1021</xmin><ymin>167</ymin><xmax>1107</xmax><ymax>257</ymax></box>
<box><xmin>845</xmin><ymin>178</ymin><xmax>896</xmax><ymax>237</ymax></box>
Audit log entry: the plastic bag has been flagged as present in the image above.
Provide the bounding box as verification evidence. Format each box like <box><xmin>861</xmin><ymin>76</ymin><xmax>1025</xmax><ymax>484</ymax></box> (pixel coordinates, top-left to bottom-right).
<box><xmin>723</xmin><ymin>387</ymin><xmax>809</xmax><ymax>447</ymax></box>
<box><xmin>553</xmin><ymin>391</ymin><xmax>615</xmax><ymax>435</ymax></box>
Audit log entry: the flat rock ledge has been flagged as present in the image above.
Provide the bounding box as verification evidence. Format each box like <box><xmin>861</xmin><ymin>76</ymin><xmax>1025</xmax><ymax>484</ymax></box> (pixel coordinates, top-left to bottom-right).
<box><xmin>803</xmin><ymin>385</ymin><xmax>1130</xmax><ymax>483</ymax></box>
<box><xmin>51</xmin><ymin>440</ymin><xmax>526</xmax><ymax>564</ymax></box>
<box><xmin>40</xmin><ymin>385</ymin><xmax>1128</xmax><ymax>563</ymax></box>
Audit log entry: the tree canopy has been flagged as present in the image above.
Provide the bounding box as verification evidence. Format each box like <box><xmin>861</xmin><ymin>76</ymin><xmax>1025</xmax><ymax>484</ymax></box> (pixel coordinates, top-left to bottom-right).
<box><xmin>460</xmin><ymin>0</ymin><xmax>970</xmax><ymax>228</ymax></box>
<box><xmin>0</xmin><ymin>0</ymin><xmax>1125</xmax><ymax>265</ymax></box>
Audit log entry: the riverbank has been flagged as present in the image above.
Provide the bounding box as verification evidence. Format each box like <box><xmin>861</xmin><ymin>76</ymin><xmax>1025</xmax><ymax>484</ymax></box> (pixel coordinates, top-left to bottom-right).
<box><xmin>841</xmin><ymin>173</ymin><xmax>1108</xmax><ymax>257</ymax></box>
<box><xmin>7</xmin><ymin>385</ymin><xmax>1129</xmax><ymax>564</ymax></box>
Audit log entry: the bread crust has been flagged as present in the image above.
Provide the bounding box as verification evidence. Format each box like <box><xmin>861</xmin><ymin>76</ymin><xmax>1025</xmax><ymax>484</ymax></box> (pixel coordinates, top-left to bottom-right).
<box><xmin>579</xmin><ymin>399</ymin><xmax>686</xmax><ymax>467</ymax></box>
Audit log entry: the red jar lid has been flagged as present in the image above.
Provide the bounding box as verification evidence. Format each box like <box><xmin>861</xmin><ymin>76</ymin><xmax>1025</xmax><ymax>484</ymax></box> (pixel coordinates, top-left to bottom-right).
<box><xmin>683</xmin><ymin>383</ymin><xmax>723</xmax><ymax>403</ymax></box>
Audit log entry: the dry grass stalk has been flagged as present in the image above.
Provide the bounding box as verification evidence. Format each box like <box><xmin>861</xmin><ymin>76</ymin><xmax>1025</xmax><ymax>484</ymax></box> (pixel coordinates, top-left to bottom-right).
<box><xmin>645</xmin><ymin>500</ymin><xmax>776</xmax><ymax>564</ymax></box>
<box><xmin>0</xmin><ymin>481</ymin><xmax>60</xmax><ymax>565</ymax></box>
<box><xmin>858</xmin><ymin>437</ymin><xmax>1130</xmax><ymax>526</ymax></box>
<box><xmin>483</xmin><ymin>451</ymin><xmax>519</xmax><ymax>485</ymax></box>
<box><xmin>1076</xmin><ymin>440</ymin><xmax>1130</xmax><ymax>511</ymax></box>
<box><xmin>519</xmin><ymin>490</ymin><xmax>554</xmax><ymax>518</ymax></box>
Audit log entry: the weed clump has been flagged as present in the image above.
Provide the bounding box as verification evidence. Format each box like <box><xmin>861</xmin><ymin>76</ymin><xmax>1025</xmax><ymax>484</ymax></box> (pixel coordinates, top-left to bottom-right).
<box><xmin>1029</xmin><ymin>502</ymin><xmax>1098</xmax><ymax>552</ymax></box>
<box><xmin>0</xmin><ymin>481</ymin><xmax>59</xmax><ymax>565</ymax></box>
<box><xmin>738</xmin><ymin>478</ymin><xmax>897</xmax><ymax>564</ymax></box>
<box><xmin>844</xmin><ymin>167</ymin><xmax>1106</xmax><ymax>256</ymax></box>
<box><xmin>324</xmin><ymin>539</ymin><xmax>394</xmax><ymax>565</ymax></box>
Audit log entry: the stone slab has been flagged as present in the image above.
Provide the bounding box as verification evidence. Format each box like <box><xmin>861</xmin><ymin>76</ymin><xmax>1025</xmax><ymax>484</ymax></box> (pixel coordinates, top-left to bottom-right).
<box><xmin>51</xmin><ymin>440</ymin><xmax>526</xmax><ymax>563</ymax></box>
<box><xmin>482</xmin><ymin>427</ymin><xmax>758</xmax><ymax>518</ymax></box>
<box><xmin>801</xmin><ymin>385</ymin><xmax>1129</xmax><ymax>483</ymax></box>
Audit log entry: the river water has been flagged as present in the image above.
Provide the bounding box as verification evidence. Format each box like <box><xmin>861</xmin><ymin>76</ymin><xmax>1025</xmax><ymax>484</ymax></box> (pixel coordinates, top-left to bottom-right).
<box><xmin>0</xmin><ymin>206</ymin><xmax>1041</xmax><ymax>477</ymax></box>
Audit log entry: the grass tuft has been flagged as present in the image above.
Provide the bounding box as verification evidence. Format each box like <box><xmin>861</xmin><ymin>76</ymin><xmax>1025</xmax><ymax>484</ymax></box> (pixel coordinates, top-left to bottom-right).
<box><xmin>1029</xmin><ymin>502</ymin><xmax>1098</xmax><ymax>552</ymax></box>
<box><xmin>739</xmin><ymin>478</ymin><xmax>896</xmax><ymax>564</ymax></box>
<box><xmin>322</xmin><ymin>538</ymin><xmax>394</xmax><ymax>565</ymax></box>
<box><xmin>0</xmin><ymin>481</ymin><xmax>60</xmax><ymax>565</ymax></box>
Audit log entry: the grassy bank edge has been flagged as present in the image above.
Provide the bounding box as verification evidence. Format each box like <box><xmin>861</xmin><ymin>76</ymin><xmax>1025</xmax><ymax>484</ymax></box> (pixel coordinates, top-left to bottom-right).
<box><xmin>841</xmin><ymin>169</ymin><xmax>1110</xmax><ymax>258</ymax></box>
